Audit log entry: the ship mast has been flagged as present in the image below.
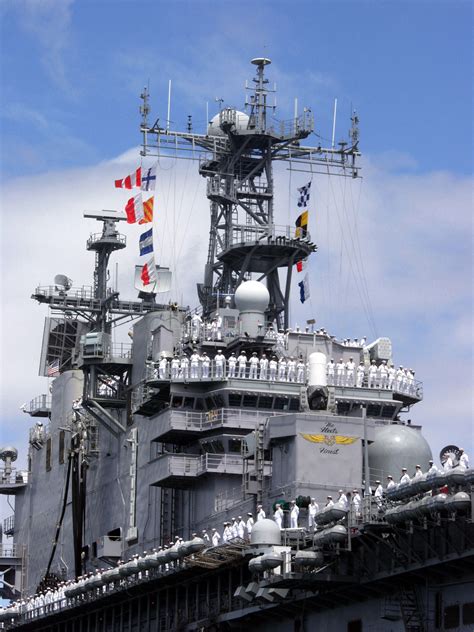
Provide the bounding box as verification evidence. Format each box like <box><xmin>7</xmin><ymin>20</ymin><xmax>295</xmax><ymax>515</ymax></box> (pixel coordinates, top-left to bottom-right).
<box><xmin>140</xmin><ymin>58</ymin><xmax>360</xmax><ymax>330</ymax></box>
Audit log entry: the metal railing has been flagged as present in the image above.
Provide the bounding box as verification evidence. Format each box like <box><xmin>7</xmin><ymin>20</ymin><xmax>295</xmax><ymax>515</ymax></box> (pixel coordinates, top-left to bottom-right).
<box><xmin>86</xmin><ymin>232</ymin><xmax>126</xmax><ymax>248</ymax></box>
<box><xmin>145</xmin><ymin>360</ymin><xmax>306</xmax><ymax>384</ymax></box>
<box><xmin>33</xmin><ymin>285</ymin><xmax>113</xmax><ymax>301</ymax></box>
<box><xmin>154</xmin><ymin>407</ymin><xmax>285</xmax><ymax>434</ymax></box>
<box><xmin>214</xmin><ymin>485</ymin><xmax>246</xmax><ymax>512</ymax></box>
<box><xmin>3</xmin><ymin>514</ymin><xmax>14</xmax><ymax>536</ymax></box>
<box><xmin>0</xmin><ymin>543</ymin><xmax>22</xmax><ymax>558</ymax></box>
<box><xmin>25</xmin><ymin>394</ymin><xmax>51</xmax><ymax>414</ymax></box>
<box><xmin>0</xmin><ymin>469</ymin><xmax>29</xmax><ymax>486</ymax></box>
<box><xmin>329</xmin><ymin>375</ymin><xmax>423</xmax><ymax>400</ymax></box>
<box><xmin>216</xmin><ymin>223</ymin><xmax>312</xmax><ymax>254</ymax></box>
<box><xmin>154</xmin><ymin>453</ymin><xmax>244</xmax><ymax>481</ymax></box>
<box><xmin>82</xmin><ymin>341</ymin><xmax>132</xmax><ymax>361</ymax></box>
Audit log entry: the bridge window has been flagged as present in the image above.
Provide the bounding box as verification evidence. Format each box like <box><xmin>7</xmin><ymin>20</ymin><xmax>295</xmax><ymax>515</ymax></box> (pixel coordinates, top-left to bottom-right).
<box><xmin>229</xmin><ymin>393</ymin><xmax>241</xmax><ymax>407</ymax></box>
<box><xmin>46</xmin><ymin>437</ymin><xmax>52</xmax><ymax>471</ymax></box>
<box><xmin>259</xmin><ymin>396</ymin><xmax>273</xmax><ymax>409</ymax></box>
<box><xmin>242</xmin><ymin>394</ymin><xmax>258</xmax><ymax>407</ymax></box>
<box><xmin>463</xmin><ymin>602</ymin><xmax>474</xmax><ymax>624</ymax></box>
<box><xmin>444</xmin><ymin>605</ymin><xmax>460</xmax><ymax>629</ymax></box>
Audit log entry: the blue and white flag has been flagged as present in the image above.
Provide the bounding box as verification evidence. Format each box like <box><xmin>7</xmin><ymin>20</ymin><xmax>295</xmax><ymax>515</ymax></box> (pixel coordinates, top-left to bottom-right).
<box><xmin>298</xmin><ymin>273</ymin><xmax>310</xmax><ymax>304</ymax></box>
<box><xmin>297</xmin><ymin>181</ymin><xmax>311</xmax><ymax>208</ymax></box>
<box><xmin>139</xmin><ymin>228</ymin><xmax>154</xmax><ymax>256</ymax></box>
<box><xmin>141</xmin><ymin>163</ymin><xmax>157</xmax><ymax>191</ymax></box>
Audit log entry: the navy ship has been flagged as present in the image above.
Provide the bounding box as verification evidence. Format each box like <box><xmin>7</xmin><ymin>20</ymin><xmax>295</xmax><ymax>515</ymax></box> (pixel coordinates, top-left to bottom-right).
<box><xmin>0</xmin><ymin>58</ymin><xmax>473</xmax><ymax>632</ymax></box>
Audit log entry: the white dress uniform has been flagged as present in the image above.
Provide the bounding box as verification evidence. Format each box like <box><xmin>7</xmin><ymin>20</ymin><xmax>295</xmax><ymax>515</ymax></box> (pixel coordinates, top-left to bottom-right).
<box><xmin>399</xmin><ymin>472</ymin><xmax>411</xmax><ymax>485</ymax></box>
<box><xmin>246</xmin><ymin>516</ymin><xmax>254</xmax><ymax>535</ymax></box>
<box><xmin>249</xmin><ymin>355</ymin><xmax>259</xmax><ymax>379</ymax></box>
<box><xmin>336</xmin><ymin>360</ymin><xmax>346</xmax><ymax>386</ymax></box>
<box><xmin>274</xmin><ymin>506</ymin><xmax>284</xmax><ymax>529</ymax></box>
<box><xmin>459</xmin><ymin>451</ymin><xmax>469</xmax><ymax>469</ymax></box>
<box><xmin>368</xmin><ymin>362</ymin><xmax>378</xmax><ymax>388</ymax></box>
<box><xmin>211</xmin><ymin>530</ymin><xmax>221</xmax><ymax>547</ymax></box>
<box><xmin>214</xmin><ymin>351</ymin><xmax>225</xmax><ymax>378</ymax></box>
<box><xmin>387</xmin><ymin>366</ymin><xmax>396</xmax><ymax>389</ymax></box>
<box><xmin>236</xmin><ymin>519</ymin><xmax>246</xmax><ymax>539</ymax></box>
<box><xmin>278</xmin><ymin>358</ymin><xmax>287</xmax><ymax>381</ymax></box>
<box><xmin>159</xmin><ymin>357</ymin><xmax>168</xmax><ymax>380</ymax></box>
<box><xmin>386</xmin><ymin>479</ymin><xmax>396</xmax><ymax>490</ymax></box>
<box><xmin>287</xmin><ymin>359</ymin><xmax>297</xmax><ymax>382</ymax></box>
<box><xmin>345</xmin><ymin>360</ymin><xmax>356</xmax><ymax>387</ymax></box>
<box><xmin>395</xmin><ymin>367</ymin><xmax>404</xmax><ymax>391</ymax></box>
<box><xmin>379</xmin><ymin>362</ymin><xmax>388</xmax><ymax>389</ymax></box>
<box><xmin>201</xmin><ymin>354</ymin><xmax>210</xmax><ymax>378</ymax></box>
<box><xmin>269</xmin><ymin>359</ymin><xmax>277</xmax><ymax>381</ymax></box>
<box><xmin>338</xmin><ymin>493</ymin><xmax>349</xmax><ymax>510</ymax></box>
<box><xmin>406</xmin><ymin>369</ymin><xmax>415</xmax><ymax>394</ymax></box>
<box><xmin>374</xmin><ymin>484</ymin><xmax>384</xmax><ymax>500</ymax></box>
<box><xmin>290</xmin><ymin>503</ymin><xmax>299</xmax><ymax>528</ymax></box>
<box><xmin>190</xmin><ymin>352</ymin><xmax>200</xmax><ymax>378</ymax></box>
<box><xmin>228</xmin><ymin>353</ymin><xmax>237</xmax><ymax>378</ymax></box>
<box><xmin>308</xmin><ymin>500</ymin><xmax>319</xmax><ymax>528</ymax></box>
<box><xmin>222</xmin><ymin>525</ymin><xmax>232</xmax><ymax>542</ymax></box>
<box><xmin>257</xmin><ymin>507</ymin><xmax>266</xmax><ymax>521</ymax></box>
<box><xmin>356</xmin><ymin>363</ymin><xmax>365</xmax><ymax>387</ymax></box>
<box><xmin>231</xmin><ymin>520</ymin><xmax>239</xmax><ymax>538</ymax></box>
<box><xmin>191</xmin><ymin>313</ymin><xmax>202</xmax><ymax>341</ymax></box>
<box><xmin>401</xmin><ymin>369</ymin><xmax>408</xmax><ymax>393</ymax></box>
<box><xmin>237</xmin><ymin>354</ymin><xmax>247</xmax><ymax>378</ymax></box>
<box><xmin>180</xmin><ymin>356</ymin><xmax>189</xmax><ymax>379</ymax></box>
<box><xmin>352</xmin><ymin>493</ymin><xmax>361</xmax><ymax>515</ymax></box>
<box><xmin>443</xmin><ymin>455</ymin><xmax>454</xmax><ymax>471</ymax></box>
<box><xmin>171</xmin><ymin>357</ymin><xmax>180</xmax><ymax>379</ymax></box>
<box><xmin>259</xmin><ymin>356</ymin><xmax>269</xmax><ymax>380</ymax></box>
<box><xmin>413</xmin><ymin>467</ymin><xmax>423</xmax><ymax>479</ymax></box>
<box><xmin>327</xmin><ymin>360</ymin><xmax>335</xmax><ymax>385</ymax></box>
<box><xmin>427</xmin><ymin>463</ymin><xmax>439</xmax><ymax>476</ymax></box>
<box><xmin>296</xmin><ymin>360</ymin><xmax>305</xmax><ymax>383</ymax></box>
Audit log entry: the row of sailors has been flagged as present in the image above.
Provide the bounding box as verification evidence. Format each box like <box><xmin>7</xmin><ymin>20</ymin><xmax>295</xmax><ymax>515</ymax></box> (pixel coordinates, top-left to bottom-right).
<box><xmin>327</xmin><ymin>358</ymin><xmax>418</xmax><ymax>393</ymax></box>
<box><xmin>147</xmin><ymin>352</ymin><xmax>307</xmax><ymax>382</ymax></box>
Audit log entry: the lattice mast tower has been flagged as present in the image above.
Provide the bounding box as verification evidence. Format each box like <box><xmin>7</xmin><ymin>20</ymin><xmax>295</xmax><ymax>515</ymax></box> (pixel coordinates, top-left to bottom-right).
<box><xmin>140</xmin><ymin>57</ymin><xmax>360</xmax><ymax>329</ymax></box>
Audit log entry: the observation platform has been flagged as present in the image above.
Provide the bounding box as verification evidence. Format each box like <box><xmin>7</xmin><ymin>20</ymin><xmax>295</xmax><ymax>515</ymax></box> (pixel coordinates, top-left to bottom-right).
<box><xmin>149</xmin><ymin>453</ymin><xmax>246</xmax><ymax>488</ymax></box>
<box><xmin>23</xmin><ymin>394</ymin><xmax>51</xmax><ymax>417</ymax></box>
<box><xmin>0</xmin><ymin>469</ymin><xmax>29</xmax><ymax>495</ymax></box>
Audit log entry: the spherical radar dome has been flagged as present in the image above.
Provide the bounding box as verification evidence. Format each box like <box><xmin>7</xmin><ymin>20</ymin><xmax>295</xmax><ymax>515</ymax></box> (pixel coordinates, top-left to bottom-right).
<box><xmin>208</xmin><ymin>110</ymin><xmax>250</xmax><ymax>136</ymax></box>
<box><xmin>235</xmin><ymin>280</ymin><xmax>270</xmax><ymax>313</ymax></box>
<box><xmin>250</xmin><ymin>518</ymin><xmax>281</xmax><ymax>546</ymax></box>
<box><xmin>368</xmin><ymin>425</ymin><xmax>432</xmax><ymax>478</ymax></box>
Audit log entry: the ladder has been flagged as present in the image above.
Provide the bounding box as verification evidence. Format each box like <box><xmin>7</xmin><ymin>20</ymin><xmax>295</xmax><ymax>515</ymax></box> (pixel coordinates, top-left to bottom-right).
<box><xmin>399</xmin><ymin>584</ymin><xmax>427</xmax><ymax>632</ymax></box>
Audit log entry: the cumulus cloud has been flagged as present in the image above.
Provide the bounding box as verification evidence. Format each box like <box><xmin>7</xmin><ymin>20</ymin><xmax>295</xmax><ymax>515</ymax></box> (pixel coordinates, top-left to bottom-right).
<box><xmin>0</xmin><ymin>148</ymin><xmax>472</xmax><ymax>473</ymax></box>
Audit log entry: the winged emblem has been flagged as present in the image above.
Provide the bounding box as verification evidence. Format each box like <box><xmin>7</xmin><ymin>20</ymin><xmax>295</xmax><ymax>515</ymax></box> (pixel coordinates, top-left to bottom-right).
<box><xmin>300</xmin><ymin>433</ymin><xmax>358</xmax><ymax>445</ymax></box>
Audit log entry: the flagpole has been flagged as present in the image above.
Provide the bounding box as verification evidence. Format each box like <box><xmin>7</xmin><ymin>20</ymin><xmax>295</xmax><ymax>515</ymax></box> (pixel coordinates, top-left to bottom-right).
<box><xmin>331</xmin><ymin>98</ymin><xmax>338</xmax><ymax>149</ymax></box>
<box><xmin>167</xmin><ymin>80</ymin><xmax>172</xmax><ymax>132</ymax></box>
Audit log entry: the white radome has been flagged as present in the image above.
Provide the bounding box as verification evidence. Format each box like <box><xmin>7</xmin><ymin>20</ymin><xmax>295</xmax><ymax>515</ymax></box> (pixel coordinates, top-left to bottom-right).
<box><xmin>207</xmin><ymin>110</ymin><xmax>250</xmax><ymax>136</ymax></box>
<box><xmin>250</xmin><ymin>518</ymin><xmax>281</xmax><ymax>546</ymax></box>
<box><xmin>234</xmin><ymin>280</ymin><xmax>270</xmax><ymax>313</ymax></box>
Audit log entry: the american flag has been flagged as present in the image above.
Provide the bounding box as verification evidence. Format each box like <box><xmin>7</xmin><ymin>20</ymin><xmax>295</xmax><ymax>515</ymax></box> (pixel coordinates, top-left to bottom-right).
<box><xmin>47</xmin><ymin>359</ymin><xmax>60</xmax><ymax>377</ymax></box>
<box><xmin>297</xmin><ymin>181</ymin><xmax>311</xmax><ymax>208</ymax></box>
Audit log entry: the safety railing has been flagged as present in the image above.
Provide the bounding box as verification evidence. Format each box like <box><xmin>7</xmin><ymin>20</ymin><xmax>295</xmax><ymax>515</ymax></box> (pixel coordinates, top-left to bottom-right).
<box><xmin>145</xmin><ymin>359</ymin><xmax>307</xmax><ymax>384</ymax></box>
<box><xmin>0</xmin><ymin>543</ymin><xmax>22</xmax><ymax>558</ymax></box>
<box><xmin>86</xmin><ymin>232</ymin><xmax>126</xmax><ymax>249</ymax></box>
<box><xmin>328</xmin><ymin>374</ymin><xmax>423</xmax><ymax>400</ymax></box>
<box><xmin>156</xmin><ymin>407</ymin><xmax>285</xmax><ymax>434</ymax></box>
<box><xmin>153</xmin><ymin>453</ymin><xmax>244</xmax><ymax>482</ymax></box>
<box><xmin>0</xmin><ymin>469</ymin><xmax>29</xmax><ymax>486</ymax></box>
<box><xmin>32</xmin><ymin>285</ymin><xmax>114</xmax><ymax>301</ymax></box>
<box><xmin>3</xmin><ymin>515</ymin><xmax>14</xmax><ymax>536</ymax></box>
<box><xmin>24</xmin><ymin>394</ymin><xmax>51</xmax><ymax>415</ymax></box>
<box><xmin>216</xmin><ymin>223</ymin><xmax>312</xmax><ymax>254</ymax></box>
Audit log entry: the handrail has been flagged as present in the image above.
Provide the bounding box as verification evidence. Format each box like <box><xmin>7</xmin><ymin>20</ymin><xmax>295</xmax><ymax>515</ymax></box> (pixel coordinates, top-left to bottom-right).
<box><xmin>0</xmin><ymin>469</ymin><xmax>29</xmax><ymax>485</ymax></box>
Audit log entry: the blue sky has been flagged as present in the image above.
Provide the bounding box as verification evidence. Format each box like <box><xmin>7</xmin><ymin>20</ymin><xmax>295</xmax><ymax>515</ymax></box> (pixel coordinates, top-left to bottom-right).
<box><xmin>0</xmin><ymin>1</ymin><xmax>473</xmax><ymax>491</ymax></box>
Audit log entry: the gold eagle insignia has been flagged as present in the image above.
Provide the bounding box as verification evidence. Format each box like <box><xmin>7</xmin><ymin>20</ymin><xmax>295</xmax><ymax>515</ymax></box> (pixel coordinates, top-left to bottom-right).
<box><xmin>300</xmin><ymin>433</ymin><xmax>358</xmax><ymax>445</ymax></box>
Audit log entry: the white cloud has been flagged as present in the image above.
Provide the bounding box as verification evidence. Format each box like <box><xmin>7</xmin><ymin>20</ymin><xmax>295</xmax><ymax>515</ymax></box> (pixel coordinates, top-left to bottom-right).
<box><xmin>0</xmin><ymin>148</ymin><xmax>472</xmax><ymax>476</ymax></box>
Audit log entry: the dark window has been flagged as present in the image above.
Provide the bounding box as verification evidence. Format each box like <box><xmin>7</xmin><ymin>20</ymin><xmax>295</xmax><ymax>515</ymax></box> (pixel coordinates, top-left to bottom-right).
<box><xmin>367</xmin><ymin>404</ymin><xmax>381</xmax><ymax>417</ymax></box>
<box><xmin>274</xmin><ymin>397</ymin><xmax>287</xmax><ymax>410</ymax></box>
<box><xmin>347</xmin><ymin>621</ymin><xmax>362</xmax><ymax>632</ymax></box>
<box><xmin>444</xmin><ymin>605</ymin><xmax>460</xmax><ymax>629</ymax></box>
<box><xmin>205</xmin><ymin>397</ymin><xmax>215</xmax><ymax>409</ymax></box>
<box><xmin>171</xmin><ymin>396</ymin><xmax>183</xmax><ymax>408</ymax></box>
<box><xmin>229</xmin><ymin>393</ymin><xmax>241</xmax><ymax>407</ymax></box>
<box><xmin>381</xmin><ymin>405</ymin><xmax>396</xmax><ymax>418</ymax></box>
<box><xmin>289</xmin><ymin>398</ymin><xmax>299</xmax><ymax>411</ymax></box>
<box><xmin>107</xmin><ymin>527</ymin><xmax>122</xmax><ymax>541</ymax></box>
<box><xmin>243</xmin><ymin>394</ymin><xmax>258</xmax><ymax>407</ymax></box>
<box><xmin>434</xmin><ymin>592</ymin><xmax>442</xmax><ymax>629</ymax></box>
<box><xmin>183</xmin><ymin>397</ymin><xmax>194</xmax><ymax>409</ymax></box>
<box><xmin>58</xmin><ymin>430</ymin><xmax>65</xmax><ymax>464</ymax></box>
<box><xmin>46</xmin><ymin>437</ymin><xmax>52</xmax><ymax>472</ymax></box>
<box><xmin>195</xmin><ymin>398</ymin><xmax>204</xmax><ymax>411</ymax></box>
<box><xmin>337</xmin><ymin>402</ymin><xmax>351</xmax><ymax>415</ymax></box>
<box><xmin>258</xmin><ymin>396</ymin><xmax>273</xmax><ymax>409</ymax></box>
<box><xmin>463</xmin><ymin>602</ymin><xmax>474</xmax><ymax>624</ymax></box>
<box><xmin>229</xmin><ymin>438</ymin><xmax>242</xmax><ymax>453</ymax></box>
<box><xmin>214</xmin><ymin>394</ymin><xmax>225</xmax><ymax>408</ymax></box>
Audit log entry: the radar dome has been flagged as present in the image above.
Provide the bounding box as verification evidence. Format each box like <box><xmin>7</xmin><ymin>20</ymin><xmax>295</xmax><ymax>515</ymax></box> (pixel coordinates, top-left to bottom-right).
<box><xmin>250</xmin><ymin>518</ymin><xmax>281</xmax><ymax>546</ymax></box>
<box><xmin>235</xmin><ymin>280</ymin><xmax>270</xmax><ymax>313</ymax></box>
<box><xmin>208</xmin><ymin>110</ymin><xmax>249</xmax><ymax>136</ymax></box>
<box><xmin>368</xmin><ymin>425</ymin><xmax>432</xmax><ymax>480</ymax></box>
<box><xmin>0</xmin><ymin>446</ymin><xmax>18</xmax><ymax>461</ymax></box>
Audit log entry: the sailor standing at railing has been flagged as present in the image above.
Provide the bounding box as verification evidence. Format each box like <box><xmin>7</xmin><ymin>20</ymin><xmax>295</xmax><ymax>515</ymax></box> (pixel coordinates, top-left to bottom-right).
<box><xmin>278</xmin><ymin>357</ymin><xmax>287</xmax><ymax>381</ymax></box>
<box><xmin>387</xmin><ymin>364</ymin><xmax>396</xmax><ymax>390</ymax></box>
<box><xmin>287</xmin><ymin>357</ymin><xmax>297</xmax><ymax>382</ymax></box>
<box><xmin>274</xmin><ymin>504</ymin><xmax>284</xmax><ymax>529</ymax></box>
<box><xmin>246</xmin><ymin>512</ymin><xmax>254</xmax><ymax>536</ymax></box>
<box><xmin>237</xmin><ymin>351</ymin><xmax>247</xmax><ymax>378</ymax></box>
<box><xmin>327</xmin><ymin>358</ymin><xmax>336</xmax><ymax>385</ymax></box>
<box><xmin>249</xmin><ymin>352</ymin><xmax>259</xmax><ymax>379</ymax></box>
<box><xmin>352</xmin><ymin>489</ymin><xmax>361</xmax><ymax>516</ymax></box>
<box><xmin>159</xmin><ymin>356</ymin><xmax>168</xmax><ymax>380</ymax></box>
<box><xmin>356</xmin><ymin>361</ymin><xmax>365</xmax><ymax>388</ymax></box>
<box><xmin>458</xmin><ymin>448</ymin><xmax>469</xmax><ymax>469</ymax></box>
<box><xmin>386</xmin><ymin>475</ymin><xmax>396</xmax><ymax>490</ymax></box>
<box><xmin>257</xmin><ymin>504</ymin><xmax>266</xmax><ymax>520</ymax></box>
<box><xmin>379</xmin><ymin>360</ymin><xmax>389</xmax><ymax>389</ymax></box>
<box><xmin>296</xmin><ymin>358</ymin><xmax>305</xmax><ymax>383</ymax></box>
<box><xmin>231</xmin><ymin>518</ymin><xmax>239</xmax><ymax>538</ymax></box>
<box><xmin>427</xmin><ymin>460</ymin><xmax>439</xmax><ymax>476</ymax></box>
<box><xmin>325</xmin><ymin>495</ymin><xmax>334</xmax><ymax>508</ymax></box>
<box><xmin>211</xmin><ymin>528</ymin><xmax>221</xmax><ymax>547</ymax></box>
<box><xmin>407</xmin><ymin>368</ymin><xmax>415</xmax><ymax>394</ymax></box>
<box><xmin>201</xmin><ymin>352</ymin><xmax>210</xmax><ymax>378</ymax></box>
<box><xmin>335</xmin><ymin>359</ymin><xmax>346</xmax><ymax>386</ymax></box>
<box><xmin>214</xmin><ymin>350</ymin><xmax>225</xmax><ymax>378</ymax></box>
<box><xmin>399</xmin><ymin>468</ymin><xmax>411</xmax><ymax>485</ymax></box>
<box><xmin>259</xmin><ymin>354</ymin><xmax>269</xmax><ymax>380</ymax></box>
<box><xmin>413</xmin><ymin>464</ymin><xmax>423</xmax><ymax>479</ymax></box>
<box><xmin>345</xmin><ymin>357</ymin><xmax>356</xmax><ymax>387</ymax></box>
<box><xmin>395</xmin><ymin>366</ymin><xmax>404</xmax><ymax>391</ymax></box>
<box><xmin>171</xmin><ymin>355</ymin><xmax>180</xmax><ymax>379</ymax></box>
<box><xmin>191</xmin><ymin>313</ymin><xmax>202</xmax><ymax>342</ymax></box>
<box><xmin>222</xmin><ymin>522</ymin><xmax>232</xmax><ymax>542</ymax></box>
<box><xmin>368</xmin><ymin>360</ymin><xmax>378</xmax><ymax>388</ymax></box>
<box><xmin>374</xmin><ymin>481</ymin><xmax>384</xmax><ymax>506</ymax></box>
<box><xmin>338</xmin><ymin>490</ymin><xmax>349</xmax><ymax>509</ymax></box>
<box><xmin>237</xmin><ymin>516</ymin><xmax>246</xmax><ymax>538</ymax></box>
<box><xmin>308</xmin><ymin>498</ymin><xmax>319</xmax><ymax>528</ymax></box>
<box><xmin>180</xmin><ymin>355</ymin><xmax>189</xmax><ymax>379</ymax></box>
<box><xmin>269</xmin><ymin>356</ymin><xmax>278</xmax><ymax>381</ymax></box>
<box><xmin>290</xmin><ymin>500</ymin><xmax>299</xmax><ymax>528</ymax></box>
<box><xmin>228</xmin><ymin>352</ymin><xmax>237</xmax><ymax>377</ymax></box>
<box><xmin>443</xmin><ymin>454</ymin><xmax>454</xmax><ymax>471</ymax></box>
<box><xmin>190</xmin><ymin>351</ymin><xmax>200</xmax><ymax>378</ymax></box>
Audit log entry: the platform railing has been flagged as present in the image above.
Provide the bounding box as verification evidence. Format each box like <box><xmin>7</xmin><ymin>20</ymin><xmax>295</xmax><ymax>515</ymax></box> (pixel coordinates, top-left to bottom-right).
<box><xmin>0</xmin><ymin>469</ymin><xmax>29</xmax><ymax>486</ymax></box>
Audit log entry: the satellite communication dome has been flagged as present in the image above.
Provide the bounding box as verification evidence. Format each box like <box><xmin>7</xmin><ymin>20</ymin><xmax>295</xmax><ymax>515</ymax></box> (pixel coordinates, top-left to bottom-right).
<box><xmin>250</xmin><ymin>518</ymin><xmax>281</xmax><ymax>546</ymax></box>
<box><xmin>368</xmin><ymin>425</ymin><xmax>432</xmax><ymax>479</ymax></box>
<box><xmin>0</xmin><ymin>446</ymin><xmax>18</xmax><ymax>462</ymax></box>
<box><xmin>234</xmin><ymin>280</ymin><xmax>270</xmax><ymax>313</ymax></box>
<box><xmin>207</xmin><ymin>110</ymin><xmax>250</xmax><ymax>136</ymax></box>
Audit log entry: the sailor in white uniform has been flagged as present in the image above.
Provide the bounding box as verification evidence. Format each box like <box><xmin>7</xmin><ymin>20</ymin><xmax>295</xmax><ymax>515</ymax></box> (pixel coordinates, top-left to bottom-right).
<box><xmin>413</xmin><ymin>464</ymin><xmax>423</xmax><ymax>480</ymax></box>
<box><xmin>227</xmin><ymin>352</ymin><xmax>237</xmax><ymax>378</ymax></box>
<box><xmin>249</xmin><ymin>352</ymin><xmax>259</xmax><ymax>379</ymax></box>
<box><xmin>336</xmin><ymin>359</ymin><xmax>346</xmax><ymax>386</ymax></box>
<box><xmin>159</xmin><ymin>356</ymin><xmax>168</xmax><ymax>380</ymax></box>
<box><xmin>211</xmin><ymin>528</ymin><xmax>221</xmax><ymax>547</ymax></box>
<box><xmin>222</xmin><ymin>522</ymin><xmax>232</xmax><ymax>543</ymax></box>
<box><xmin>259</xmin><ymin>354</ymin><xmax>268</xmax><ymax>380</ymax></box>
<box><xmin>352</xmin><ymin>489</ymin><xmax>361</xmax><ymax>516</ymax></box>
<box><xmin>190</xmin><ymin>351</ymin><xmax>200</xmax><ymax>379</ymax></box>
<box><xmin>379</xmin><ymin>360</ymin><xmax>388</xmax><ymax>389</ymax></box>
<box><xmin>180</xmin><ymin>355</ymin><xmax>189</xmax><ymax>379</ymax></box>
<box><xmin>308</xmin><ymin>498</ymin><xmax>319</xmax><ymax>529</ymax></box>
<box><xmin>278</xmin><ymin>357</ymin><xmax>287</xmax><ymax>381</ymax></box>
<box><xmin>443</xmin><ymin>454</ymin><xmax>454</xmax><ymax>471</ymax></box>
<box><xmin>201</xmin><ymin>352</ymin><xmax>210</xmax><ymax>379</ymax></box>
<box><xmin>327</xmin><ymin>358</ymin><xmax>335</xmax><ymax>386</ymax></box>
<box><xmin>345</xmin><ymin>357</ymin><xmax>356</xmax><ymax>387</ymax></box>
<box><xmin>170</xmin><ymin>355</ymin><xmax>180</xmax><ymax>379</ymax></box>
<box><xmin>296</xmin><ymin>358</ymin><xmax>305</xmax><ymax>383</ymax></box>
<box><xmin>246</xmin><ymin>513</ymin><xmax>254</xmax><ymax>536</ymax></box>
<box><xmin>459</xmin><ymin>448</ymin><xmax>469</xmax><ymax>469</ymax></box>
<box><xmin>191</xmin><ymin>313</ymin><xmax>202</xmax><ymax>341</ymax></box>
<box><xmin>269</xmin><ymin>356</ymin><xmax>278</xmax><ymax>381</ymax></box>
<box><xmin>287</xmin><ymin>357</ymin><xmax>297</xmax><ymax>382</ymax></box>
<box><xmin>387</xmin><ymin>364</ymin><xmax>396</xmax><ymax>390</ymax></box>
<box><xmin>236</xmin><ymin>516</ymin><xmax>246</xmax><ymax>539</ymax></box>
<box><xmin>386</xmin><ymin>475</ymin><xmax>396</xmax><ymax>490</ymax></box>
<box><xmin>325</xmin><ymin>495</ymin><xmax>334</xmax><ymax>508</ymax></box>
<box><xmin>356</xmin><ymin>362</ymin><xmax>365</xmax><ymax>388</ymax></box>
<box><xmin>237</xmin><ymin>351</ymin><xmax>247</xmax><ymax>378</ymax></box>
<box><xmin>427</xmin><ymin>460</ymin><xmax>439</xmax><ymax>477</ymax></box>
<box><xmin>257</xmin><ymin>505</ymin><xmax>266</xmax><ymax>521</ymax></box>
<box><xmin>374</xmin><ymin>480</ymin><xmax>384</xmax><ymax>505</ymax></box>
<box><xmin>274</xmin><ymin>504</ymin><xmax>284</xmax><ymax>529</ymax></box>
<box><xmin>338</xmin><ymin>489</ymin><xmax>349</xmax><ymax>510</ymax></box>
<box><xmin>368</xmin><ymin>360</ymin><xmax>378</xmax><ymax>388</ymax></box>
<box><xmin>395</xmin><ymin>366</ymin><xmax>404</xmax><ymax>391</ymax></box>
<box><xmin>399</xmin><ymin>468</ymin><xmax>411</xmax><ymax>485</ymax></box>
<box><xmin>290</xmin><ymin>500</ymin><xmax>299</xmax><ymax>528</ymax></box>
<box><xmin>214</xmin><ymin>350</ymin><xmax>225</xmax><ymax>378</ymax></box>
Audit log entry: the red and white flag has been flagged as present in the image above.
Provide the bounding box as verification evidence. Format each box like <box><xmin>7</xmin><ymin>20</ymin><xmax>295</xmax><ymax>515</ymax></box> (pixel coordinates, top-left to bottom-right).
<box><xmin>296</xmin><ymin>259</ymin><xmax>307</xmax><ymax>273</ymax></box>
<box><xmin>125</xmin><ymin>194</ymin><xmax>144</xmax><ymax>224</ymax></box>
<box><xmin>141</xmin><ymin>257</ymin><xmax>157</xmax><ymax>286</ymax></box>
<box><xmin>115</xmin><ymin>166</ymin><xmax>142</xmax><ymax>189</ymax></box>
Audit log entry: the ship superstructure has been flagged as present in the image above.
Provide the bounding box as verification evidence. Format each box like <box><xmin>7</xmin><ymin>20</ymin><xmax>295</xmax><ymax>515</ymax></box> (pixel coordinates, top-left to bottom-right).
<box><xmin>0</xmin><ymin>59</ymin><xmax>473</xmax><ymax>632</ymax></box>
